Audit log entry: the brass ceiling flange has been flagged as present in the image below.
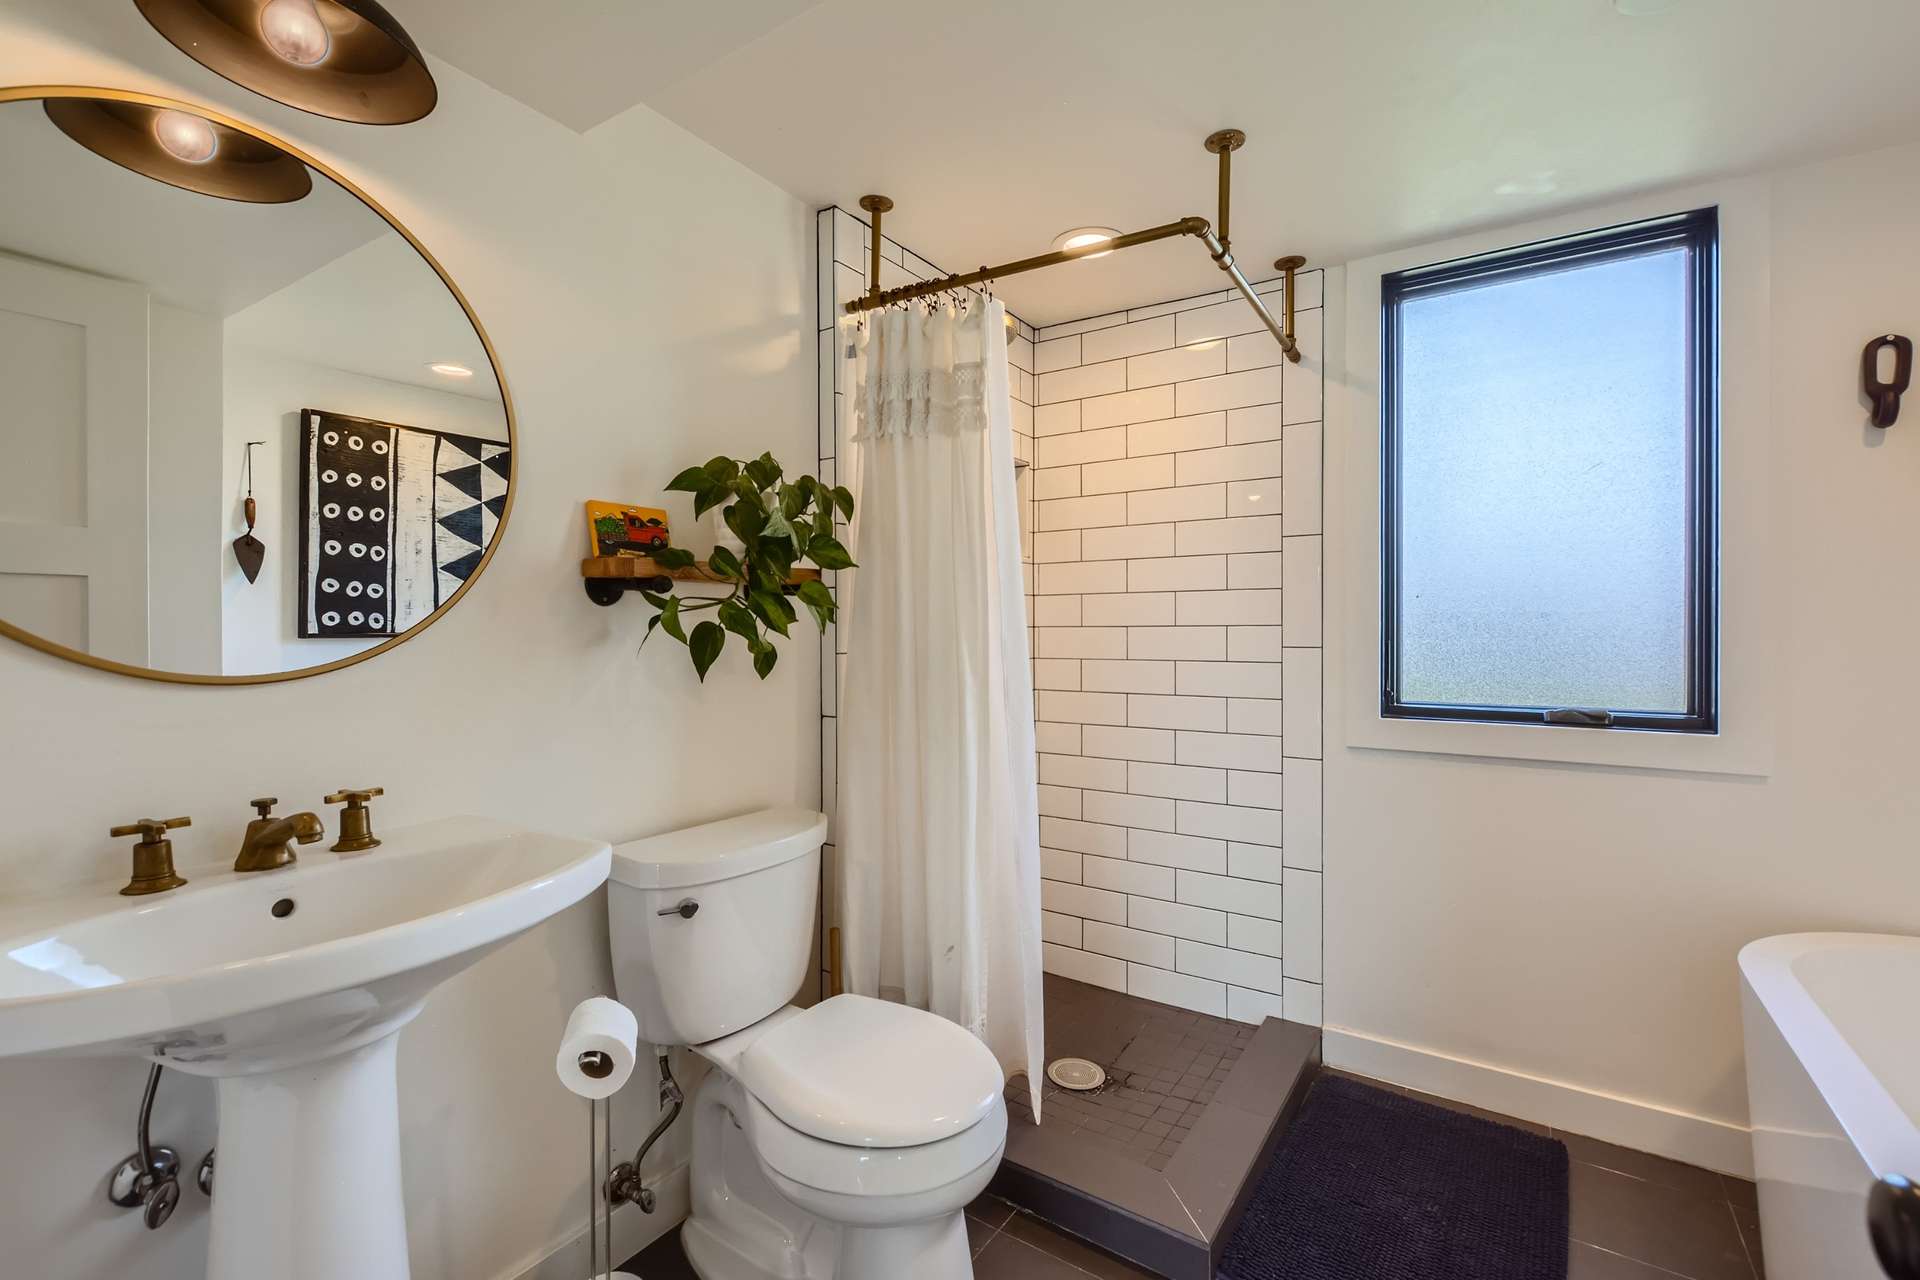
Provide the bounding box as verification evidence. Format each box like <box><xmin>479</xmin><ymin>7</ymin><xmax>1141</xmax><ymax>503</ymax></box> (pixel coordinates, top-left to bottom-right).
<box><xmin>1274</xmin><ymin>254</ymin><xmax>1308</xmax><ymax>272</ymax></box>
<box><xmin>858</xmin><ymin>194</ymin><xmax>894</xmax><ymax>214</ymax></box>
<box><xmin>1204</xmin><ymin>128</ymin><xmax>1247</xmax><ymax>154</ymax></box>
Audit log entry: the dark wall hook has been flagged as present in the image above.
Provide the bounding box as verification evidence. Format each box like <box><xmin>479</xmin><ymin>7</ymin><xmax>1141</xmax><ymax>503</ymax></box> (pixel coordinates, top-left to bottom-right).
<box><xmin>1863</xmin><ymin>333</ymin><xmax>1912</xmax><ymax>429</ymax></box>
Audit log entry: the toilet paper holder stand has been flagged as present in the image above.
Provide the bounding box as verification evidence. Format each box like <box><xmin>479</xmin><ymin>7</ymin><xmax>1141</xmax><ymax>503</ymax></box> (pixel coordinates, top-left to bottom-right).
<box><xmin>579</xmin><ymin>1049</ymin><xmax>684</xmax><ymax>1280</ymax></box>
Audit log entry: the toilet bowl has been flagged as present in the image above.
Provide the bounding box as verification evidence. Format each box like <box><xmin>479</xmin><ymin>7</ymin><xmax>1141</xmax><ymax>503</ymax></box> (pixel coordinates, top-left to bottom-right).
<box><xmin>608</xmin><ymin>808</ymin><xmax>1007</xmax><ymax>1280</ymax></box>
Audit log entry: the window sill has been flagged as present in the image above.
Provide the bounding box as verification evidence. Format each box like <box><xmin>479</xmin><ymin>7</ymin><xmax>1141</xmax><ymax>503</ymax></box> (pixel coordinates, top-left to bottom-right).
<box><xmin>1347</xmin><ymin>707</ymin><xmax>1770</xmax><ymax>777</ymax></box>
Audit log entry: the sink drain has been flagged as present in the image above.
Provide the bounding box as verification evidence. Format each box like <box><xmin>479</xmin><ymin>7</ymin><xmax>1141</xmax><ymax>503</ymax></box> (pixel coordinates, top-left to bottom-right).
<box><xmin>1046</xmin><ymin>1057</ymin><xmax>1107</xmax><ymax>1092</ymax></box>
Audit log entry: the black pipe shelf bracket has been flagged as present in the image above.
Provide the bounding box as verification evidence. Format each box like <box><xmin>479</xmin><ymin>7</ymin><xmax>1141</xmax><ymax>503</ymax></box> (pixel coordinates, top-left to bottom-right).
<box><xmin>1864</xmin><ymin>333</ymin><xmax>1912</xmax><ymax>429</ymax></box>
<box><xmin>581</xmin><ymin>555</ymin><xmax>821</xmax><ymax>607</ymax></box>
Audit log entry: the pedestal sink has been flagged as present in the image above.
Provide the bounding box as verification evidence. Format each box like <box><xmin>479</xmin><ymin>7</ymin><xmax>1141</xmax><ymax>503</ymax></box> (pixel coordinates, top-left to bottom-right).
<box><xmin>0</xmin><ymin>816</ymin><xmax>611</xmax><ymax>1280</ymax></box>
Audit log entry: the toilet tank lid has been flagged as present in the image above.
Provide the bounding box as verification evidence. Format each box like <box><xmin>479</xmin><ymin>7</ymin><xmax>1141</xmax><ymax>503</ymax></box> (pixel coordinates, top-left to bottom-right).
<box><xmin>609</xmin><ymin>807</ymin><xmax>826</xmax><ymax>890</ymax></box>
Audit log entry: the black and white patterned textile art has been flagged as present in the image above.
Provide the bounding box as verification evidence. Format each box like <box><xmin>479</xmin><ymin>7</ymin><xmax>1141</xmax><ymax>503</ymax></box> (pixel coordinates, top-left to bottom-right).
<box><xmin>297</xmin><ymin>410</ymin><xmax>509</xmax><ymax>639</ymax></box>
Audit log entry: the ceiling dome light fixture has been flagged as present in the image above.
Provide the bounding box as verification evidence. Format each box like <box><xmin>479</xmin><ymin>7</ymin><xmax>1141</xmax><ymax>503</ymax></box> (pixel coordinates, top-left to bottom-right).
<box><xmin>1052</xmin><ymin>227</ymin><xmax>1120</xmax><ymax>259</ymax></box>
<box><xmin>44</xmin><ymin>97</ymin><xmax>313</xmax><ymax>203</ymax></box>
<box><xmin>428</xmin><ymin>362</ymin><xmax>475</xmax><ymax>378</ymax></box>
<box><xmin>259</xmin><ymin>0</ymin><xmax>332</xmax><ymax>65</ymax></box>
<box><xmin>133</xmin><ymin>0</ymin><xmax>439</xmax><ymax>125</ymax></box>
<box><xmin>152</xmin><ymin>107</ymin><xmax>219</xmax><ymax>163</ymax></box>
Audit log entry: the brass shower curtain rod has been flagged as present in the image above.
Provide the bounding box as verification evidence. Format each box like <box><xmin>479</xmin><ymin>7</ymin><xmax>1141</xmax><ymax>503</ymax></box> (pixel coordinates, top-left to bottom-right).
<box><xmin>844</xmin><ymin>129</ymin><xmax>1306</xmax><ymax>364</ymax></box>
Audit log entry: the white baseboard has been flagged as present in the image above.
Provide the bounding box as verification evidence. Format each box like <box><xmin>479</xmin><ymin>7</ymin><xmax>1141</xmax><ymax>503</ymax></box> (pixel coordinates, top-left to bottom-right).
<box><xmin>1323</xmin><ymin>1026</ymin><xmax>1754</xmax><ymax>1179</ymax></box>
<box><xmin>506</xmin><ymin>1163</ymin><xmax>689</xmax><ymax>1280</ymax></box>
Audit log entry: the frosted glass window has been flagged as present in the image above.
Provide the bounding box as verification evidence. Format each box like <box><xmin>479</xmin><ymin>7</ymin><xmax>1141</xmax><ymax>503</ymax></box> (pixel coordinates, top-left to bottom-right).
<box><xmin>1382</xmin><ymin>210</ymin><xmax>1716</xmax><ymax>732</ymax></box>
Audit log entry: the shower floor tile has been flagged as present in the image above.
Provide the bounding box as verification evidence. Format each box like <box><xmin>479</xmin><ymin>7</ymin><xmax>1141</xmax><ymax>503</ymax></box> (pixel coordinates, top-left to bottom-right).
<box><xmin>1004</xmin><ymin>974</ymin><xmax>1255</xmax><ymax>1174</ymax></box>
<box><xmin>990</xmin><ymin>975</ymin><xmax>1320</xmax><ymax>1280</ymax></box>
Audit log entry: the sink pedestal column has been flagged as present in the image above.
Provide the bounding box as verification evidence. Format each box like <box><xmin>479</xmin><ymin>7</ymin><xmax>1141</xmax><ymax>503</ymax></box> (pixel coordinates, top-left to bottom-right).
<box><xmin>206</xmin><ymin>1032</ymin><xmax>410</xmax><ymax>1280</ymax></box>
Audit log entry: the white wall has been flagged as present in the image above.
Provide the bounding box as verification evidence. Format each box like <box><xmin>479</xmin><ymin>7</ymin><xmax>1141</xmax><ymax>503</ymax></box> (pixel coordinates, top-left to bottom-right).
<box><xmin>1015</xmin><ymin>278</ymin><xmax>1325</xmax><ymax>1027</ymax></box>
<box><xmin>219</xmin><ymin>345</ymin><xmax>508</xmax><ymax>677</ymax></box>
<box><xmin>1323</xmin><ymin>138</ymin><xmax>1920</xmax><ymax>1174</ymax></box>
<box><xmin>148</xmin><ymin>303</ymin><xmax>224</xmax><ymax>673</ymax></box>
<box><xmin>0</xmin><ymin>10</ymin><xmax>817</xmax><ymax>1280</ymax></box>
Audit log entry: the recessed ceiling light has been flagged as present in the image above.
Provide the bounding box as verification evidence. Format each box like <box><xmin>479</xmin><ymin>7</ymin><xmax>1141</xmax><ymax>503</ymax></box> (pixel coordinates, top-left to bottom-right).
<box><xmin>1052</xmin><ymin>227</ymin><xmax>1120</xmax><ymax>259</ymax></box>
<box><xmin>1613</xmin><ymin>0</ymin><xmax>1680</xmax><ymax>14</ymax></box>
<box><xmin>428</xmin><ymin>362</ymin><xmax>474</xmax><ymax>378</ymax></box>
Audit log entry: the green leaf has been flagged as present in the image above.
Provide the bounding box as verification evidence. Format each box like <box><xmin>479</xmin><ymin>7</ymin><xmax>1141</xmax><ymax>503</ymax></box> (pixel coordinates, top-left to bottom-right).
<box><xmin>689</xmin><ymin>620</ymin><xmax>725</xmax><ymax>681</ymax></box>
<box><xmin>796</xmin><ymin>578</ymin><xmax>836</xmax><ymax>631</ymax></box>
<box><xmin>650</xmin><ymin>545</ymin><xmax>696</xmax><ymax>570</ymax></box>
<box><xmin>762</xmin><ymin>504</ymin><xmax>794</xmax><ymax>543</ymax></box>
<box><xmin>833</xmin><ymin>485</ymin><xmax>855</xmax><ymax>521</ymax></box>
<box><xmin>717</xmin><ymin>597</ymin><xmax>758</xmax><ymax>643</ymax></box>
<box><xmin>664</xmin><ymin>465</ymin><xmax>710</xmax><ymax>493</ymax></box>
<box><xmin>752</xmin><ymin>645</ymin><xmax>778</xmax><ymax>679</ymax></box>
<box><xmin>779</xmin><ymin>482</ymin><xmax>806</xmax><ymax>520</ymax></box>
<box><xmin>744</xmin><ymin>452</ymin><xmax>782</xmax><ymax>490</ymax></box>
<box><xmin>790</xmin><ymin>517</ymin><xmax>813</xmax><ymax>548</ymax></box>
<box><xmin>693</xmin><ymin>484</ymin><xmax>731</xmax><ymax>518</ymax></box>
<box><xmin>727</xmin><ymin>499</ymin><xmax>767</xmax><ymax>543</ymax></box>
<box><xmin>704</xmin><ymin>456</ymin><xmax>740</xmax><ymax>485</ymax></box>
<box><xmin>706</xmin><ymin>545</ymin><xmax>743</xmax><ymax>579</ymax></box>
<box><xmin>658</xmin><ymin>596</ymin><xmax>686</xmax><ymax>643</ymax></box>
<box><xmin>807</xmin><ymin>533</ymin><xmax>855</xmax><ymax>571</ymax></box>
<box><xmin>748</xmin><ymin>588</ymin><xmax>795</xmax><ymax>637</ymax></box>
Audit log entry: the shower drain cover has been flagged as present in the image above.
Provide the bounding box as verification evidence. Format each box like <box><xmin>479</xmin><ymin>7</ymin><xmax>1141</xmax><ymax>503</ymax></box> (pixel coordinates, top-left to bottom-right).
<box><xmin>1046</xmin><ymin>1057</ymin><xmax>1107</xmax><ymax>1092</ymax></box>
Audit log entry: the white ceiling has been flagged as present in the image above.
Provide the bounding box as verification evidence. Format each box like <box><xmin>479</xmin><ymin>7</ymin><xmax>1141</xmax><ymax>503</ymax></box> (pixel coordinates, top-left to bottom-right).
<box><xmin>412</xmin><ymin>0</ymin><xmax>1920</xmax><ymax>325</ymax></box>
<box><xmin>398</xmin><ymin>0</ymin><xmax>829</xmax><ymax>133</ymax></box>
<box><xmin>0</xmin><ymin>97</ymin><xmax>380</xmax><ymax>316</ymax></box>
<box><xmin>226</xmin><ymin>232</ymin><xmax>499</xmax><ymax>402</ymax></box>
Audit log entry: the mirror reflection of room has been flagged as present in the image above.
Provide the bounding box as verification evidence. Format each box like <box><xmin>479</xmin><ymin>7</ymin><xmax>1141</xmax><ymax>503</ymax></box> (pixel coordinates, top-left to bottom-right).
<box><xmin>0</xmin><ymin>96</ymin><xmax>506</xmax><ymax>679</ymax></box>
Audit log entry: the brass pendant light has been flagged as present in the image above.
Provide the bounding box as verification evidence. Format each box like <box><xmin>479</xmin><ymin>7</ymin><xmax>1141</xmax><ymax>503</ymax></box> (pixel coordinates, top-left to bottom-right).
<box><xmin>44</xmin><ymin>97</ymin><xmax>313</xmax><ymax>203</ymax></box>
<box><xmin>134</xmin><ymin>0</ymin><xmax>438</xmax><ymax>125</ymax></box>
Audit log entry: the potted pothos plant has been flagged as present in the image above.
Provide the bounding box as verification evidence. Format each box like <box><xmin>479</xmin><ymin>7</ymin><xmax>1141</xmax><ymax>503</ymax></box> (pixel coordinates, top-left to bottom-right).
<box><xmin>640</xmin><ymin>453</ymin><xmax>855</xmax><ymax>681</ymax></box>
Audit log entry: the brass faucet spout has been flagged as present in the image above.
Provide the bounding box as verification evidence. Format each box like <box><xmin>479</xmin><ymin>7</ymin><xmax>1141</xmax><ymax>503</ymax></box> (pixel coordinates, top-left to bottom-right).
<box><xmin>235</xmin><ymin>811</ymin><xmax>324</xmax><ymax>873</ymax></box>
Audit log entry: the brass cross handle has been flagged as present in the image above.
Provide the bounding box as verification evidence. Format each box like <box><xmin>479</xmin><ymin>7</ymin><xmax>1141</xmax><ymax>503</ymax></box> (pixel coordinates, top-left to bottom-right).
<box><xmin>110</xmin><ymin>816</ymin><xmax>192</xmax><ymax>842</ymax></box>
<box><xmin>324</xmin><ymin>788</ymin><xmax>383</xmax><ymax>853</ymax></box>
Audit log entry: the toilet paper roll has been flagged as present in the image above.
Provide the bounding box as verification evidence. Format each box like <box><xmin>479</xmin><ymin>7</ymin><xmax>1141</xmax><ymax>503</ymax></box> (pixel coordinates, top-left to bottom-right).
<box><xmin>555</xmin><ymin>997</ymin><xmax>638</xmax><ymax>1100</ymax></box>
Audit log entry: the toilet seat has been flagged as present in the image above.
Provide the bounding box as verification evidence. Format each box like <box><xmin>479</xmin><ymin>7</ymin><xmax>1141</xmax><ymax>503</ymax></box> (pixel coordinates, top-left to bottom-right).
<box><xmin>741</xmin><ymin>1089</ymin><xmax>1008</xmax><ymax>1199</ymax></box>
<box><xmin>735</xmin><ymin>994</ymin><xmax>1003</xmax><ymax>1148</ymax></box>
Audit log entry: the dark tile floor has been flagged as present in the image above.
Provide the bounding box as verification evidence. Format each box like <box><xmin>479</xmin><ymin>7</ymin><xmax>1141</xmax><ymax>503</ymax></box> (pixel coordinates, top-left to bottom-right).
<box><xmin>624</xmin><ymin>1064</ymin><xmax>1766</xmax><ymax>1280</ymax></box>
<box><xmin>1004</xmin><ymin>975</ymin><xmax>1255</xmax><ymax>1173</ymax></box>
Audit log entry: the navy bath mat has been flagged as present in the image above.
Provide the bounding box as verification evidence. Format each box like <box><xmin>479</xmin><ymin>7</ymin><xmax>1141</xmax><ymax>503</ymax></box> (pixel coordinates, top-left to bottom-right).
<box><xmin>1218</xmin><ymin>1075</ymin><xmax>1569</xmax><ymax>1280</ymax></box>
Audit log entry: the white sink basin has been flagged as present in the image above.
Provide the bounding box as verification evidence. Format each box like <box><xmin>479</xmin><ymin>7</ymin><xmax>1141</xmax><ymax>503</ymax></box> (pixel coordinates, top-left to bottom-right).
<box><xmin>0</xmin><ymin>816</ymin><xmax>611</xmax><ymax>1280</ymax></box>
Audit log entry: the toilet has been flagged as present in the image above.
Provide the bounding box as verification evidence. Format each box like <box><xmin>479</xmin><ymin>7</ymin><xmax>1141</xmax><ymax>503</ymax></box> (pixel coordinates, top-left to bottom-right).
<box><xmin>608</xmin><ymin>807</ymin><xmax>1008</xmax><ymax>1280</ymax></box>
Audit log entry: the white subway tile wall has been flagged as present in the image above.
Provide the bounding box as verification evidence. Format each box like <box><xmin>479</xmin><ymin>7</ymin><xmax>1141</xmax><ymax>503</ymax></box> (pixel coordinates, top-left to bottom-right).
<box><xmin>816</xmin><ymin>207</ymin><xmax>1039</xmax><ymax>1005</ymax></box>
<box><xmin>1026</xmin><ymin>278</ymin><xmax>1324</xmax><ymax>1025</ymax></box>
<box><xmin>818</xmin><ymin>204</ymin><xmax>1322</xmax><ymax>1027</ymax></box>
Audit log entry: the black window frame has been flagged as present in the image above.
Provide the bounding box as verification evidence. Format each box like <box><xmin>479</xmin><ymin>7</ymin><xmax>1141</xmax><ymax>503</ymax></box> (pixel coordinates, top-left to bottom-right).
<box><xmin>1380</xmin><ymin>207</ymin><xmax>1719</xmax><ymax>734</ymax></box>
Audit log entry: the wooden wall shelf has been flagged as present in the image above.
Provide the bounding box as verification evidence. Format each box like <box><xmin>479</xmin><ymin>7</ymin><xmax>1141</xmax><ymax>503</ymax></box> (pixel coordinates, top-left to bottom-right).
<box><xmin>581</xmin><ymin>555</ymin><xmax>821</xmax><ymax>607</ymax></box>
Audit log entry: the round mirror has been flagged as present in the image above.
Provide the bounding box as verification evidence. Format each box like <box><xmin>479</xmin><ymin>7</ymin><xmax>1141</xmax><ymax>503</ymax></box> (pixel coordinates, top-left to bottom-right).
<box><xmin>0</xmin><ymin>86</ymin><xmax>512</xmax><ymax>684</ymax></box>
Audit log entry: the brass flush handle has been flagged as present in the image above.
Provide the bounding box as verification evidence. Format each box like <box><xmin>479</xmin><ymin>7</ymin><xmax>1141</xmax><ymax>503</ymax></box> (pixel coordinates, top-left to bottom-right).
<box><xmin>111</xmin><ymin>817</ymin><xmax>191</xmax><ymax>896</ymax></box>
<box><xmin>324</xmin><ymin>787</ymin><xmax>384</xmax><ymax>853</ymax></box>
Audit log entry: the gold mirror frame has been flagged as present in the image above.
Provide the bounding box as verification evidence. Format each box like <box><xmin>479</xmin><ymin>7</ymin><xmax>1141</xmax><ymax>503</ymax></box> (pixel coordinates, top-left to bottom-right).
<box><xmin>0</xmin><ymin>85</ymin><xmax>516</xmax><ymax>686</ymax></box>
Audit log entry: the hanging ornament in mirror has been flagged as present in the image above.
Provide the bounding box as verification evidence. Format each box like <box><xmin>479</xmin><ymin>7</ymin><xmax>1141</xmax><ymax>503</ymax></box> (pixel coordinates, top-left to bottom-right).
<box><xmin>43</xmin><ymin>98</ymin><xmax>313</xmax><ymax>203</ymax></box>
<box><xmin>134</xmin><ymin>0</ymin><xmax>438</xmax><ymax>125</ymax></box>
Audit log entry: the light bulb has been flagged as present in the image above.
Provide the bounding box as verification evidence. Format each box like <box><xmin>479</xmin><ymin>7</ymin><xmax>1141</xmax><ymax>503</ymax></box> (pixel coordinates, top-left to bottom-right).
<box><xmin>1053</xmin><ymin>227</ymin><xmax>1119</xmax><ymax>260</ymax></box>
<box><xmin>153</xmin><ymin>109</ymin><xmax>218</xmax><ymax>163</ymax></box>
<box><xmin>428</xmin><ymin>363</ymin><xmax>475</xmax><ymax>378</ymax></box>
<box><xmin>260</xmin><ymin>0</ymin><xmax>332</xmax><ymax>66</ymax></box>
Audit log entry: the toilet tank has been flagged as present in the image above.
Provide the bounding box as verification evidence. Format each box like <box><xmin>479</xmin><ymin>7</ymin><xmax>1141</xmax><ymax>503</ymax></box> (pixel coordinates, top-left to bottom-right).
<box><xmin>608</xmin><ymin>807</ymin><xmax>826</xmax><ymax>1046</ymax></box>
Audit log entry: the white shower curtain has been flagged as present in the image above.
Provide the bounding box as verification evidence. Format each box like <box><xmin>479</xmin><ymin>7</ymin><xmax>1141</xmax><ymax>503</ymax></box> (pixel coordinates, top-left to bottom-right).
<box><xmin>838</xmin><ymin>298</ymin><xmax>1045</xmax><ymax>1117</ymax></box>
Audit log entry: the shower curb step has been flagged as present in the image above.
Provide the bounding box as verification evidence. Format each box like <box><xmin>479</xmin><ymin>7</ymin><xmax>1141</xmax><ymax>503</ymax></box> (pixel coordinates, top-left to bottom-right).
<box><xmin>991</xmin><ymin>1010</ymin><xmax>1320</xmax><ymax>1280</ymax></box>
